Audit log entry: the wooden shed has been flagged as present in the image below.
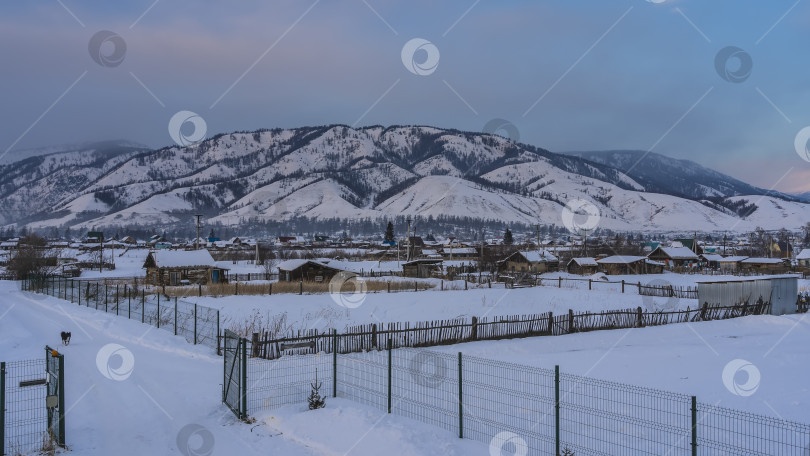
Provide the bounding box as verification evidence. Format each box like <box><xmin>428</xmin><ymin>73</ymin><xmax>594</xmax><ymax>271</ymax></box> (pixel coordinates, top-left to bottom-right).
<box><xmin>143</xmin><ymin>250</ymin><xmax>227</xmax><ymax>286</ymax></box>
<box><xmin>403</xmin><ymin>259</ymin><xmax>443</xmax><ymax>278</ymax></box>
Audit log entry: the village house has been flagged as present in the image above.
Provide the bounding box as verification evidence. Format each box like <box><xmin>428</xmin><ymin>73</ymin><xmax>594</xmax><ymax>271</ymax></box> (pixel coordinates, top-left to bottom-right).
<box><xmin>716</xmin><ymin>256</ymin><xmax>749</xmax><ymax>273</ymax></box>
<box><xmin>143</xmin><ymin>250</ymin><xmax>228</xmax><ymax>286</ymax></box>
<box><xmin>596</xmin><ymin>256</ymin><xmax>664</xmax><ymax>275</ymax></box>
<box><xmin>699</xmin><ymin>254</ymin><xmax>725</xmax><ymax>270</ymax></box>
<box><xmin>277</xmin><ymin>259</ymin><xmax>343</xmax><ymax>282</ymax></box>
<box><xmin>647</xmin><ymin>246</ymin><xmax>700</xmax><ymax>268</ymax></box>
<box><xmin>566</xmin><ymin>257</ymin><xmax>599</xmax><ymax>275</ymax></box>
<box><xmin>443</xmin><ymin>247</ymin><xmax>479</xmax><ymax>260</ymax></box>
<box><xmin>739</xmin><ymin>257</ymin><xmax>789</xmax><ymax>274</ymax></box>
<box><xmin>497</xmin><ymin>250</ymin><xmax>559</xmax><ymax>275</ymax></box>
<box><xmin>797</xmin><ymin>249</ymin><xmax>810</xmax><ymax>270</ymax></box>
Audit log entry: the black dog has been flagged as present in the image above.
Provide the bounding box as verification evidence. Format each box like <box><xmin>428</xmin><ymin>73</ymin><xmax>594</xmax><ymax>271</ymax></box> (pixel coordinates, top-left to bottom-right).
<box><xmin>60</xmin><ymin>331</ymin><xmax>71</xmax><ymax>346</ymax></box>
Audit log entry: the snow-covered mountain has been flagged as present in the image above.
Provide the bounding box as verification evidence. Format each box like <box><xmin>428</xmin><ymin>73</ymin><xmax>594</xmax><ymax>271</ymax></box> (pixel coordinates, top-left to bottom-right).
<box><xmin>566</xmin><ymin>150</ymin><xmax>798</xmax><ymax>201</ymax></box>
<box><xmin>1</xmin><ymin>125</ymin><xmax>808</xmax><ymax>233</ymax></box>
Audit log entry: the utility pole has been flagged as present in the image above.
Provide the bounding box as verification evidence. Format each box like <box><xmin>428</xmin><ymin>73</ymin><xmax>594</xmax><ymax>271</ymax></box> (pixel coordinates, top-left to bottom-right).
<box><xmin>406</xmin><ymin>216</ymin><xmax>412</xmax><ymax>262</ymax></box>
<box><xmin>583</xmin><ymin>229</ymin><xmax>588</xmax><ymax>257</ymax></box>
<box><xmin>723</xmin><ymin>233</ymin><xmax>727</xmax><ymax>256</ymax></box>
<box><xmin>99</xmin><ymin>233</ymin><xmax>104</xmax><ymax>273</ymax></box>
<box><xmin>479</xmin><ymin>227</ymin><xmax>484</xmax><ymax>282</ymax></box>
<box><xmin>195</xmin><ymin>214</ymin><xmax>203</xmax><ymax>250</ymax></box>
<box><xmin>535</xmin><ymin>224</ymin><xmax>540</xmax><ymax>253</ymax></box>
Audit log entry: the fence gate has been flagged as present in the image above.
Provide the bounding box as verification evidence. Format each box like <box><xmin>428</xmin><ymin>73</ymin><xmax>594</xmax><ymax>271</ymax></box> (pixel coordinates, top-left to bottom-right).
<box><xmin>1</xmin><ymin>347</ymin><xmax>66</xmax><ymax>456</ymax></box>
<box><xmin>222</xmin><ymin>330</ymin><xmax>247</xmax><ymax>420</ymax></box>
<box><xmin>45</xmin><ymin>347</ymin><xmax>66</xmax><ymax>448</ymax></box>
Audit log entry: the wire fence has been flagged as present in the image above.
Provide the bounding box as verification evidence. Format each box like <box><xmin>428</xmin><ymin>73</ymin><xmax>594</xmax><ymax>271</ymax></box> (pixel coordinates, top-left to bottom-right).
<box><xmin>2</xmin><ymin>359</ymin><xmax>47</xmax><ymax>455</ymax></box>
<box><xmin>236</xmin><ymin>342</ymin><xmax>810</xmax><ymax>456</ymax></box>
<box><xmin>24</xmin><ymin>275</ymin><xmax>221</xmax><ymax>352</ymax></box>
<box><xmin>2</xmin><ymin>349</ymin><xmax>65</xmax><ymax>456</ymax></box>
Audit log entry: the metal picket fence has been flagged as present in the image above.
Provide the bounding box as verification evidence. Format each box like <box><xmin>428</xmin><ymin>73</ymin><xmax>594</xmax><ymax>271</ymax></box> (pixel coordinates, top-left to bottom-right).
<box><xmin>24</xmin><ymin>275</ymin><xmax>221</xmax><ymax>351</ymax></box>
<box><xmin>1</xmin><ymin>348</ymin><xmax>66</xmax><ymax>456</ymax></box>
<box><xmin>226</xmin><ymin>335</ymin><xmax>810</xmax><ymax>456</ymax></box>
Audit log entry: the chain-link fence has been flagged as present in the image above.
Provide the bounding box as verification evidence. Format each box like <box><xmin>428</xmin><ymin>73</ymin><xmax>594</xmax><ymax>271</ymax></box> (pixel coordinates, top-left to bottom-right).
<box><xmin>234</xmin><ymin>340</ymin><xmax>810</xmax><ymax>456</ymax></box>
<box><xmin>2</xmin><ymin>348</ymin><xmax>66</xmax><ymax>456</ymax></box>
<box><xmin>24</xmin><ymin>275</ymin><xmax>221</xmax><ymax>351</ymax></box>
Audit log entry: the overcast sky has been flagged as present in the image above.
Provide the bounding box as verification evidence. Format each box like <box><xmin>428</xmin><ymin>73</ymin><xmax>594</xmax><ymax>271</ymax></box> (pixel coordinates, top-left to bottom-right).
<box><xmin>1</xmin><ymin>0</ymin><xmax>809</xmax><ymax>192</ymax></box>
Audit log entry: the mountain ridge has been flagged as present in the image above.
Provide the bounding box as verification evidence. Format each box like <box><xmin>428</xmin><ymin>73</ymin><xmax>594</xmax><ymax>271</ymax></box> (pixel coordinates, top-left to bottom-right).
<box><xmin>1</xmin><ymin>125</ymin><xmax>808</xmax><ymax>233</ymax></box>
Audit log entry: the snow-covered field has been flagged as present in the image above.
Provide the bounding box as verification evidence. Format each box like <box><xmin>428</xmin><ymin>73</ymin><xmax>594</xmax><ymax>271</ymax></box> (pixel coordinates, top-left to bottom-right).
<box><xmin>192</xmin><ymin>271</ymin><xmax>808</xmax><ymax>336</ymax></box>
<box><xmin>5</xmin><ymin>266</ymin><xmax>808</xmax><ymax>455</ymax></box>
<box><xmin>0</xmin><ymin>282</ymin><xmax>487</xmax><ymax>455</ymax></box>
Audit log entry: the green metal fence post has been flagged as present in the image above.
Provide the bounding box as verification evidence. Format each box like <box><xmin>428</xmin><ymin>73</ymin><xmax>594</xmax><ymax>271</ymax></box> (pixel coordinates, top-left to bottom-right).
<box><xmin>1</xmin><ymin>361</ymin><xmax>5</xmax><ymax>456</ymax></box>
<box><xmin>128</xmin><ymin>287</ymin><xmax>131</xmax><ymax>319</ymax></box>
<box><xmin>194</xmin><ymin>304</ymin><xmax>198</xmax><ymax>345</ymax></box>
<box><xmin>555</xmin><ymin>365</ymin><xmax>560</xmax><ymax>456</ymax></box>
<box><xmin>217</xmin><ymin>311</ymin><xmax>221</xmax><ymax>356</ymax></box>
<box><xmin>58</xmin><ymin>352</ymin><xmax>65</xmax><ymax>448</ymax></box>
<box><xmin>241</xmin><ymin>337</ymin><xmax>247</xmax><ymax>419</ymax></box>
<box><xmin>105</xmin><ymin>284</ymin><xmax>108</xmax><ymax>312</ymax></box>
<box><xmin>458</xmin><ymin>352</ymin><xmax>463</xmax><ymax>439</ymax></box>
<box><xmin>174</xmin><ymin>297</ymin><xmax>178</xmax><ymax>336</ymax></box>
<box><xmin>157</xmin><ymin>293</ymin><xmax>160</xmax><ymax>329</ymax></box>
<box><xmin>691</xmin><ymin>396</ymin><xmax>697</xmax><ymax>456</ymax></box>
<box><xmin>141</xmin><ymin>290</ymin><xmax>145</xmax><ymax>323</ymax></box>
<box><xmin>387</xmin><ymin>338</ymin><xmax>392</xmax><ymax>413</ymax></box>
<box><xmin>95</xmin><ymin>283</ymin><xmax>99</xmax><ymax>309</ymax></box>
<box><xmin>333</xmin><ymin>329</ymin><xmax>338</xmax><ymax>398</ymax></box>
<box><xmin>115</xmin><ymin>285</ymin><xmax>119</xmax><ymax>315</ymax></box>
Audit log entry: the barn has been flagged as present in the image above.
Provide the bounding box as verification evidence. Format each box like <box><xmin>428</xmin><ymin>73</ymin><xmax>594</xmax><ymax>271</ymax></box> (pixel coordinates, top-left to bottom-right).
<box><xmin>696</xmin><ymin>275</ymin><xmax>799</xmax><ymax>315</ymax></box>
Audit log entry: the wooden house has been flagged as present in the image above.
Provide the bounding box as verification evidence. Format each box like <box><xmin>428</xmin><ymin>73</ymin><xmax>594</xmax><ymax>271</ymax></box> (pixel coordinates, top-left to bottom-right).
<box><xmin>497</xmin><ymin>250</ymin><xmax>559</xmax><ymax>275</ymax></box>
<box><xmin>143</xmin><ymin>250</ymin><xmax>227</xmax><ymax>286</ymax></box>
<box><xmin>596</xmin><ymin>256</ymin><xmax>664</xmax><ymax>275</ymax></box>
<box><xmin>797</xmin><ymin>249</ymin><xmax>810</xmax><ymax>270</ymax></box>
<box><xmin>277</xmin><ymin>259</ymin><xmax>342</xmax><ymax>282</ymax></box>
<box><xmin>716</xmin><ymin>256</ymin><xmax>748</xmax><ymax>272</ymax></box>
<box><xmin>443</xmin><ymin>247</ymin><xmax>479</xmax><ymax>259</ymax></box>
<box><xmin>566</xmin><ymin>257</ymin><xmax>599</xmax><ymax>275</ymax></box>
<box><xmin>673</xmin><ymin>238</ymin><xmax>703</xmax><ymax>255</ymax></box>
<box><xmin>699</xmin><ymin>254</ymin><xmax>725</xmax><ymax>270</ymax></box>
<box><xmin>739</xmin><ymin>258</ymin><xmax>789</xmax><ymax>274</ymax></box>
<box><xmin>647</xmin><ymin>246</ymin><xmax>699</xmax><ymax>268</ymax></box>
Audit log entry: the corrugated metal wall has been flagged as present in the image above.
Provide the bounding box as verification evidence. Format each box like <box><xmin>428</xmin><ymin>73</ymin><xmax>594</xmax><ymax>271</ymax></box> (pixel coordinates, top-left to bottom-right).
<box><xmin>697</xmin><ymin>277</ymin><xmax>798</xmax><ymax>315</ymax></box>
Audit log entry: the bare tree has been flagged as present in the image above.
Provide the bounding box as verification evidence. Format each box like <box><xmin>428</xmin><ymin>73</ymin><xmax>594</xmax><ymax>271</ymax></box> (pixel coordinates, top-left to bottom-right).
<box><xmin>7</xmin><ymin>234</ymin><xmax>59</xmax><ymax>280</ymax></box>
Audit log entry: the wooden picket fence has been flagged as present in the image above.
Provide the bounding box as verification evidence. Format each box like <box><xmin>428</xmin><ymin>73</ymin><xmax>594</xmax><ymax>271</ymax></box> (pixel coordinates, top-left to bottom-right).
<box><xmin>247</xmin><ymin>299</ymin><xmax>770</xmax><ymax>359</ymax></box>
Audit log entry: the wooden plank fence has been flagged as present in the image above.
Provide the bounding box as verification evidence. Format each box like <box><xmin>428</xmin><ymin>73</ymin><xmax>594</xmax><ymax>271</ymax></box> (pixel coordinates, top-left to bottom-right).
<box><xmin>247</xmin><ymin>299</ymin><xmax>770</xmax><ymax>359</ymax></box>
